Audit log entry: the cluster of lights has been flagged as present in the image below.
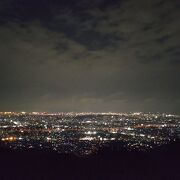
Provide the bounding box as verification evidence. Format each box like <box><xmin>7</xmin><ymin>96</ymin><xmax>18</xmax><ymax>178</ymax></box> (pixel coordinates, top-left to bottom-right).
<box><xmin>1</xmin><ymin>137</ymin><xmax>17</xmax><ymax>141</ymax></box>
<box><xmin>0</xmin><ymin>112</ymin><xmax>179</xmax><ymax>156</ymax></box>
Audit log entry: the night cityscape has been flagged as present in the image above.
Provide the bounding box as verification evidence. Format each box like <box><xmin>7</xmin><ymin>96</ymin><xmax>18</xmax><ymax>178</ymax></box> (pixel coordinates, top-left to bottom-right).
<box><xmin>0</xmin><ymin>0</ymin><xmax>180</xmax><ymax>179</ymax></box>
<box><xmin>0</xmin><ymin>111</ymin><xmax>180</xmax><ymax>156</ymax></box>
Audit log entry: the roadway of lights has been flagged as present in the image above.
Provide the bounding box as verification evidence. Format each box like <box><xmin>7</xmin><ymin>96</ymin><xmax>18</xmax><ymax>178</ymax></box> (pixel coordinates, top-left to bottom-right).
<box><xmin>0</xmin><ymin>112</ymin><xmax>180</xmax><ymax>156</ymax></box>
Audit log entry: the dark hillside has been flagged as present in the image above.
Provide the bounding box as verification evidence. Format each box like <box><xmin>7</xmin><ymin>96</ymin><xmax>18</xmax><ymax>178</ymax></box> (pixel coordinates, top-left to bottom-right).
<box><xmin>0</xmin><ymin>142</ymin><xmax>180</xmax><ymax>180</ymax></box>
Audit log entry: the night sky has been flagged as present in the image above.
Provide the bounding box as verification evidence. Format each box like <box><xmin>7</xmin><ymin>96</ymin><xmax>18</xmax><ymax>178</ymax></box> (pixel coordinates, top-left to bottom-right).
<box><xmin>0</xmin><ymin>0</ymin><xmax>179</xmax><ymax>113</ymax></box>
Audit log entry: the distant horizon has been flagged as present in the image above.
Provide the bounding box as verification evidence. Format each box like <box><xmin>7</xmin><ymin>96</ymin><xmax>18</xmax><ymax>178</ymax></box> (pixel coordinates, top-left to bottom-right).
<box><xmin>0</xmin><ymin>111</ymin><xmax>179</xmax><ymax>115</ymax></box>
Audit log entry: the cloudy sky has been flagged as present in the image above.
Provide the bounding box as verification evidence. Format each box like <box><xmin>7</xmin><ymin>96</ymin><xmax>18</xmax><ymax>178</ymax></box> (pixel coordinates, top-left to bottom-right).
<box><xmin>0</xmin><ymin>0</ymin><xmax>180</xmax><ymax>113</ymax></box>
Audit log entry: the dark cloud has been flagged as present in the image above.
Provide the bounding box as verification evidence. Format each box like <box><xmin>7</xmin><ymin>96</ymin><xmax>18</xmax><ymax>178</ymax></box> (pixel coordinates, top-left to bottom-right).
<box><xmin>0</xmin><ymin>0</ymin><xmax>179</xmax><ymax>113</ymax></box>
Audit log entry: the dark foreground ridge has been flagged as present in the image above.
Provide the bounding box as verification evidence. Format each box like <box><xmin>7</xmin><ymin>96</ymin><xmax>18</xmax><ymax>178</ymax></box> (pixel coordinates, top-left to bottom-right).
<box><xmin>0</xmin><ymin>141</ymin><xmax>180</xmax><ymax>180</ymax></box>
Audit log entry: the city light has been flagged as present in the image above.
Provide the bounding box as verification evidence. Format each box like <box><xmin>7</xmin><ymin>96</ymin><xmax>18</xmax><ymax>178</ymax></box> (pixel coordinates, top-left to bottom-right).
<box><xmin>0</xmin><ymin>112</ymin><xmax>179</xmax><ymax>156</ymax></box>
